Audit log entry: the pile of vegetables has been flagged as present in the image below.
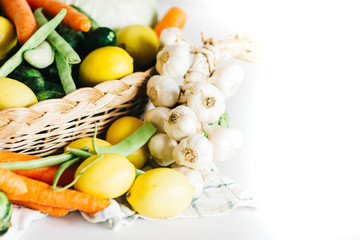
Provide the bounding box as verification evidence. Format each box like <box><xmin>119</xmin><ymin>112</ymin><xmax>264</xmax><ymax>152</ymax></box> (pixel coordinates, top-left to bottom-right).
<box><xmin>0</xmin><ymin>0</ymin><xmax>261</xmax><ymax>234</ymax></box>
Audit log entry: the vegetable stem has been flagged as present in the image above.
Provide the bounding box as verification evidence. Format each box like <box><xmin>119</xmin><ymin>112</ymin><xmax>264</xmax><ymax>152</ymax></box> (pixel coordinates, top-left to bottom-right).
<box><xmin>34</xmin><ymin>8</ymin><xmax>81</xmax><ymax>64</ymax></box>
<box><xmin>0</xmin><ymin>8</ymin><xmax>67</xmax><ymax>77</ymax></box>
<box><xmin>51</xmin><ymin>157</ymin><xmax>80</xmax><ymax>190</ymax></box>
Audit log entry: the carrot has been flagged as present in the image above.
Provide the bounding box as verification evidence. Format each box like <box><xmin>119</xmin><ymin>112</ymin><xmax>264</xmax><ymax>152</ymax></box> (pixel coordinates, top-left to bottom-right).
<box><xmin>0</xmin><ymin>167</ymin><xmax>28</xmax><ymax>195</ymax></box>
<box><xmin>0</xmin><ymin>0</ymin><xmax>37</xmax><ymax>45</ymax></box>
<box><xmin>154</xmin><ymin>7</ymin><xmax>187</xmax><ymax>38</ymax></box>
<box><xmin>26</xmin><ymin>0</ymin><xmax>91</xmax><ymax>32</ymax></box>
<box><xmin>6</xmin><ymin>175</ymin><xmax>110</xmax><ymax>214</ymax></box>
<box><xmin>0</xmin><ymin>151</ymin><xmax>76</xmax><ymax>186</ymax></box>
<box><xmin>11</xmin><ymin>200</ymin><xmax>69</xmax><ymax>217</ymax></box>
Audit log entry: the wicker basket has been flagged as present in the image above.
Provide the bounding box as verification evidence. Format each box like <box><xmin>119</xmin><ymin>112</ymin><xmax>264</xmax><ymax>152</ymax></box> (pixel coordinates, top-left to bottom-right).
<box><xmin>0</xmin><ymin>68</ymin><xmax>155</xmax><ymax>157</ymax></box>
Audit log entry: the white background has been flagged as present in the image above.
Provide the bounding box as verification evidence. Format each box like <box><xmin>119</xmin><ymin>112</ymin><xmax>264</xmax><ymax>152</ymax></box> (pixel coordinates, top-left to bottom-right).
<box><xmin>21</xmin><ymin>0</ymin><xmax>360</xmax><ymax>240</ymax></box>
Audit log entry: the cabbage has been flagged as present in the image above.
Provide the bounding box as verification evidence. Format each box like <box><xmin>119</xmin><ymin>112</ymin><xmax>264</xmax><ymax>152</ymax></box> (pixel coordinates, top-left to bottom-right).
<box><xmin>59</xmin><ymin>0</ymin><xmax>158</xmax><ymax>30</ymax></box>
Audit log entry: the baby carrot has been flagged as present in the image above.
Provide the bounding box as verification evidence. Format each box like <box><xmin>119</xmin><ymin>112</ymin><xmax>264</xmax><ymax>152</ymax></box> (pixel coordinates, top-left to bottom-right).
<box><xmin>0</xmin><ymin>0</ymin><xmax>37</xmax><ymax>45</ymax></box>
<box><xmin>0</xmin><ymin>167</ymin><xmax>28</xmax><ymax>195</ymax></box>
<box><xmin>6</xmin><ymin>175</ymin><xmax>110</xmax><ymax>214</ymax></box>
<box><xmin>154</xmin><ymin>7</ymin><xmax>187</xmax><ymax>38</ymax></box>
<box><xmin>26</xmin><ymin>0</ymin><xmax>91</xmax><ymax>32</ymax></box>
<box><xmin>11</xmin><ymin>200</ymin><xmax>69</xmax><ymax>217</ymax></box>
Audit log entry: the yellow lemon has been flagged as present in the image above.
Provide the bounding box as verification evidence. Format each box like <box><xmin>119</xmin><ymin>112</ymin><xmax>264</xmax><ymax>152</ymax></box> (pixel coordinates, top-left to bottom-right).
<box><xmin>78</xmin><ymin>46</ymin><xmax>133</xmax><ymax>87</ymax></box>
<box><xmin>116</xmin><ymin>25</ymin><xmax>159</xmax><ymax>68</ymax></box>
<box><xmin>0</xmin><ymin>78</ymin><xmax>38</xmax><ymax>109</ymax></box>
<box><xmin>65</xmin><ymin>137</ymin><xmax>111</xmax><ymax>154</ymax></box>
<box><xmin>106</xmin><ymin>116</ymin><xmax>149</xmax><ymax>169</ymax></box>
<box><xmin>127</xmin><ymin>168</ymin><xmax>194</xmax><ymax>218</ymax></box>
<box><xmin>74</xmin><ymin>153</ymin><xmax>136</xmax><ymax>199</ymax></box>
<box><xmin>0</xmin><ymin>17</ymin><xmax>17</xmax><ymax>61</ymax></box>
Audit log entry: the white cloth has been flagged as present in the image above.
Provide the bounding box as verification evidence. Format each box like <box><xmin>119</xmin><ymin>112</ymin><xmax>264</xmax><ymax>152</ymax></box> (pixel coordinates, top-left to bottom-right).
<box><xmin>0</xmin><ymin>169</ymin><xmax>255</xmax><ymax>239</ymax></box>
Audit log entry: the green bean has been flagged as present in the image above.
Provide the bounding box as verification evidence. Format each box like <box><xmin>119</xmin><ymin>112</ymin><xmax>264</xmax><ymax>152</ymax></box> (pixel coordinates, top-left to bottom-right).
<box><xmin>34</xmin><ymin>8</ymin><xmax>81</xmax><ymax>64</ymax></box>
<box><xmin>55</xmin><ymin>50</ymin><xmax>76</xmax><ymax>94</ymax></box>
<box><xmin>0</xmin><ymin>9</ymin><xmax>67</xmax><ymax>77</ymax></box>
<box><xmin>65</xmin><ymin>147</ymin><xmax>93</xmax><ymax>159</ymax></box>
<box><xmin>93</xmin><ymin>122</ymin><xmax>157</xmax><ymax>156</ymax></box>
<box><xmin>51</xmin><ymin>157</ymin><xmax>80</xmax><ymax>190</ymax></box>
<box><xmin>0</xmin><ymin>152</ymin><xmax>74</xmax><ymax>171</ymax></box>
<box><xmin>52</xmin><ymin>154</ymin><xmax>104</xmax><ymax>192</ymax></box>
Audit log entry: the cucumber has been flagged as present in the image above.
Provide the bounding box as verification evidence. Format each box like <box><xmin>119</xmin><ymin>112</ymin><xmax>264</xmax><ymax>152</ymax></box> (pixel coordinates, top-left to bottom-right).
<box><xmin>56</xmin><ymin>23</ymin><xmax>85</xmax><ymax>49</ymax></box>
<box><xmin>0</xmin><ymin>191</ymin><xmax>12</xmax><ymax>236</ymax></box>
<box><xmin>8</xmin><ymin>65</ymin><xmax>43</xmax><ymax>83</ymax></box>
<box><xmin>36</xmin><ymin>90</ymin><xmax>65</xmax><ymax>101</ymax></box>
<box><xmin>76</xmin><ymin>27</ymin><xmax>117</xmax><ymax>59</ymax></box>
<box><xmin>24</xmin><ymin>77</ymin><xmax>46</xmax><ymax>93</ymax></box>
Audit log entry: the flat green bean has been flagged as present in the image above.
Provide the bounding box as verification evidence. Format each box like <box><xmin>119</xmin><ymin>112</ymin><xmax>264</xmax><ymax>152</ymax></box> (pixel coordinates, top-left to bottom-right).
<box><xmin>0</xmin><ymin>9</ymin><xmax>67</xmax><ymax>77</ymax></box>
<box><xmin>55</xmin><ymin>50</ymin><xmax>76</xmax><ymax>94</ymax></box>
<box><xmin>34</xmin><ymin>8</ymin><xmax>81</xmax><ymax>64</ymax></box>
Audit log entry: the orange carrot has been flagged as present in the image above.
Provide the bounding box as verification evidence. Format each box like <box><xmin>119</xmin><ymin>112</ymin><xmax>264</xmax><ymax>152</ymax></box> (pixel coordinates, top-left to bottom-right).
<box><xmin>154</xmin><ymin>7</ymin><xmax>187</xmax><ymax>38</ymax></box>
<box><xmin>0</xmin><ymin>167</ymin><xmax>28</xmax><ymax>195</ymax></box>
<box><xmin>0</xmin><ymin>0</ymin><xmax>37</xmax><ymax>45</ymax></box>
<box><xmin>0</xmin><ymin>151</ymin><xmax>76</xmax><ymax>186</ymax></box>
<box><xmin>26</xmin><ymin>0</ymin><xmax>91</xmax><ymax>32</ymax></box>
<box><xmin>7</xmin><ymin>175</ymin><xmax>110</xmax><ymax>214</ymax></box>
<box><xmin>11</xmin><ymin>200</ymin><xmax>69</xmax><ymax>217</ymax></box>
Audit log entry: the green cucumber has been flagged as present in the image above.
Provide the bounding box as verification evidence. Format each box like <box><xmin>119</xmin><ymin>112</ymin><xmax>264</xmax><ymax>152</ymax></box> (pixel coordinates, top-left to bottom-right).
<box><xmin>36</xmin><ymin>90</ymin><xmax>65</xmax><ymax>101</ymax></box>
<box><xmin>24</xmin><ymin>77</ymin><xmax>46</xmax><ymax>93</ymax></box>
<box><xmin>77</xmin><ymin>27</ymin><xmax>117</xmax><ymax>59</ymax></box>
<box><xmin>8</xmin><ymin>65</ymin><xmax>43</xmax><ymax>83</ymax></box>
<box><xmin>0</xmin><ymin>191</ymin><xmax>12</xmax><ymax>236</ymax></box>
<box><xmin>56</xmin><ymin>23</ymin><xmax>85</xmax><ymax>49</ymax></box>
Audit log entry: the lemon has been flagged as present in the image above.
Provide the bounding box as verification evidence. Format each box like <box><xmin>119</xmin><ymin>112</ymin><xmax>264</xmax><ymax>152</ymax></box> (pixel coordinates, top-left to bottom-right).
<box><xmin>127</xmin><ymin>168</ymin><xmax>194</xmax><ymax>218</ymax></box>
<box><xmin>0</xmin><ymin>78</ymin><xmax>38</xmax><ymax>109</ymax></box>
<box><xmin>78</xmin><ymin>46</ymin><xmax>133</xmax><ymax>87</ymax></box>
<box><xmin>74</xmin><ymin>153</ymin><xmax>136</xmax><ymax>199</ymax></box>
<box><xmin>116</xmin><ymin>25</ymin><xmax>159</xmax><ymax>68</ymax></box>
<box><xmin>106</xmin><ymin>116</ymin><xmax>149</xmax><ymax>169</ymax></box>
<box><xmin>65</xmin><ymin>137</ymin><xmax>111</xmax><ymax>154</ymax></box>
<box><xmin>0</xmin><ymin>17</ymin><xmax>17</xmax><ymax>61</ymax></box>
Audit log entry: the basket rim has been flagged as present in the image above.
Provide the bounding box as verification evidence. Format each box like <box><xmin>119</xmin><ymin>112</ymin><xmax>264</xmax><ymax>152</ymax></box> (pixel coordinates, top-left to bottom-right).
<box><xmin>0</xmin><ymin>67</ymin><xmax>155</xmax><ymax>115</ymax></box>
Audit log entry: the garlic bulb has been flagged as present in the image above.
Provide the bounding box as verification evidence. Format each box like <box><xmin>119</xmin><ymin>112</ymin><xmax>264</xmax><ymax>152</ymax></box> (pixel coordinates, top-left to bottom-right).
<box><xmin>159</xmin><ymin>28</ymin><xmax>191</xmax><ymax>50</ymax></box>
<box><xmin>146</xmin><ymin>75</ymin><xmax>180</xmax><ymax>107</ymax></box>
<box><xmin>186</xmin><ymin>81</ymin><xmax>226</xmax><ymax>123</ymax></box>
<box><xmin>148</xmin><ymin>133</ymin><xmax>177</xmax><ymax>166</ymax></box>
<box><xmin>163</xmin><ymin>105</ymin><xmax>198</xmax><ymax>141</ymax></box>
<box><xmin>156</xmin><ymin>44</ymin><xmax>191</xmax><ymax>78</ymax></box>
<box><xmin>207</xmin><ymin>126</ymin><xmax>245</xmax><ymax>162</ymax></box>
<box><xmin>144</xmin><ymin>106</ymin><xmax>170</xmax><ymax>133</ymax></box>
<box><xmin>172</xmin><ymin>166</ymin><xmax>204</xmax><ymax>198</ymax></box>
<box><xmin>173</xmin><ymin>133</ymin><xmax>213</xmax><ymax>170</ymax></box>
<box><xmin>208</xmin><ymin>62</ymin><xmax>244</xmax><ymax>99</ymax></box>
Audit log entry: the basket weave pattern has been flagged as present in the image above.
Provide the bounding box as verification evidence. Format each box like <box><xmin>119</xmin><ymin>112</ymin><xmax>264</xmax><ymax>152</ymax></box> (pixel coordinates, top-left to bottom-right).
<box><xmin>0</xmin><ymin>69</ymin><xmax>154</xmax><ymax>156</ymax></box>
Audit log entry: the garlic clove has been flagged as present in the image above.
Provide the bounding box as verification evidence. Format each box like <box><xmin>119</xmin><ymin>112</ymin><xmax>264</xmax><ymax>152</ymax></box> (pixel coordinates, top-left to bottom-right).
<box><xmin>208</xmin><ymin>62</ymin><xmax>244</xmax><ymax>99</ymax></box>
<box><xmin>172</xmin><ymin>166</ymin><xmax>204</xmax><ymax>198</ymax></box>
<box><xmin>156</xmin><ymin>44</ymin><xmax>191</xmax><ymax>78</ymax></box>
<box><xmin>148</xmin><ymin>133</ymin><xmax>177</xmax><ymax>166</ymax></box>
<box><xmin>163</xmin><ymin>105</ymin><xmax>198</xmax><ymax>141</ymax></box>
<box><xmin>172</xmin><ymin>133</ymin><xmax>213</xmax><ymax>170</ymax></box>
<box><xmin>186</xmin><ymin>82</ymin><xmax>226</xmax><ymax>123</ymax></box>
<box><xmin>144</xmin><ymin>106</ymin><xmax>171</xmax><ymax>133</ymax></box>
<box><xmin>146</xmin><ymin>75</ymin><xmax>180</xmax><ymax>107</ymax></box>
<box><xmin>207</xmin><ymin>127</ymin><xmax>245</xmax><ymax>162</ymax></box>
